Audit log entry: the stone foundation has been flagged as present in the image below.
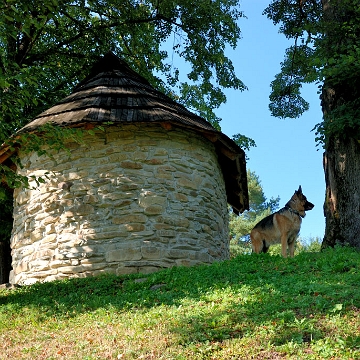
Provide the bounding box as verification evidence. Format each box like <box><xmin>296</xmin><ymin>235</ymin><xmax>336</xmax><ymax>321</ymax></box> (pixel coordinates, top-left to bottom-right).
<box><xmin>10</xmin><ymin>124</ymin><xmax>229</xmax><ymax>285</ymax></box>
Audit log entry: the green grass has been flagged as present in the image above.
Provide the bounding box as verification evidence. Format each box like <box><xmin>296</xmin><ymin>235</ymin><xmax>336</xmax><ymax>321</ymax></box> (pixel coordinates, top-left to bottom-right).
<box><xmin>1</xmin><ymin>247</ymin><xmax>360</xmax><ymax>359</ymax></box>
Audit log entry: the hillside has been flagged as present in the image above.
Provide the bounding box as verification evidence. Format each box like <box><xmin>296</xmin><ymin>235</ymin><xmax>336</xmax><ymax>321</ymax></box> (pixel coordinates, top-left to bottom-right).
<box><xmin>1</xmin><ymin>247</ymin><xmax>360</xmax><ymax>359</ymax></box>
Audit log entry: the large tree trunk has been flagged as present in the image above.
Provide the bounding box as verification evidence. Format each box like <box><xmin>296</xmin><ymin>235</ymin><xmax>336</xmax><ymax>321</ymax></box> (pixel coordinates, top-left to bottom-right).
<box><xmin>322</xmin><ymin>135</ymin><xmax>360</xmax><ymax>248</ymax></box>
<box><xmin>321</xmin><ymin>76</ymin><xmax>360</xmax><ymax>248</ymax></box>
<box><xmin>320</xmin><ymin>0</ymin><xmax>360</xmax><ymax>248</ymax></box>
<box><xmin>320</xmin><ymin>65</ymin><xmax>360</xmax><ymax>249</ymax></box>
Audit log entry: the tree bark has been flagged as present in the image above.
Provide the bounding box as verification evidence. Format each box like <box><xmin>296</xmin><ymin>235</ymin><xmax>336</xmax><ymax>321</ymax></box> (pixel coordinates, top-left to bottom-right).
<box><xmin>322</xmin><ymin>136</ymin><xmax>360</xmax><ymax>248</ymax></box>
<box><xmin>320</xmin><ymin>0</ymin><xmax>360</xmax><ymax>249</ymax></box>
<box><xmin>321</xmin><ymin>76</ymin><xmax>360</xmax><ymax>248</ymax></box>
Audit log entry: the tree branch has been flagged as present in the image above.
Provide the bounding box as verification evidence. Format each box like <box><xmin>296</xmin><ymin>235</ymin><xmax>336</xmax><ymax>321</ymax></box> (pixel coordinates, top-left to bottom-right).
<box><xmin>27</xmin><ymin>10</ymin><xmax>180</xmax><ymax>64</ymax></box>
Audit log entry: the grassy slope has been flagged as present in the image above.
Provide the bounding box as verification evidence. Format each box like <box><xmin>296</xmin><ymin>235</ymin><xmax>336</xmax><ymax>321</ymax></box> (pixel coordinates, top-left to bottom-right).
<box><xmin>1</xmin><ymin>247</ymin><xmax>360</xmax><ymax>359</ymax></box>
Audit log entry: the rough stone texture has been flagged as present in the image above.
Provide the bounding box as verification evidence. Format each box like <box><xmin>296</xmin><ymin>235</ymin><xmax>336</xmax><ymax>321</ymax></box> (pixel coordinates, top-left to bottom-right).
<box><xmin>10</xmin><ymin>124</ymin><xmax>229</xmax><ymax>285</ymax></box>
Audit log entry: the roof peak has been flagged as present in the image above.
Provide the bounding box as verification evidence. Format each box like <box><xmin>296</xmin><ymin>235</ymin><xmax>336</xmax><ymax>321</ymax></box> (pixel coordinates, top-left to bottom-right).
<box><xmin>74</xmin><ymin>52</ymin><xmax>149</xmax><ymax>90</ymax></box>
<box><xmin>91</xmin><ymin>52</ymin><xmax>133</xmax><ymax>72</ymax></box>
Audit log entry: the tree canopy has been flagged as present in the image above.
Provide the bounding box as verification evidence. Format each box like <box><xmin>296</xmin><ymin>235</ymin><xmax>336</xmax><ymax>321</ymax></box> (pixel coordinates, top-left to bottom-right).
<box><xmin>265</xmin><ymin>0</ymin><xmax>360</xmax><ymax>145</ymax></box>
<box><xmin>0</xmin><ymin>0</ymin><xmax>246</xmax><ymax>145</ymax></box>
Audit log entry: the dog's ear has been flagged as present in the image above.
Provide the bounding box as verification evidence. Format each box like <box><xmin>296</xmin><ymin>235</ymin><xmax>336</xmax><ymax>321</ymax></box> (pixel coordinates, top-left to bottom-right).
<box><xmin>296</xmin><ymin>185</ymin><xmax>302</xmax><ymax>194</ymax></box>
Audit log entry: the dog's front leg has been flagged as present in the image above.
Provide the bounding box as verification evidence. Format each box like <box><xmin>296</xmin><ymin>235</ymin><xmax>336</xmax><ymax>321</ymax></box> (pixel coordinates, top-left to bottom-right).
<box><xmin>281</xmin><ymin>234</ymin><xmax>288</xmax><ymax>257</ymax></box>
<box><xmin>288</xmin><ymin>240</ymin><xmax>296</xmax><ymax>257</ymax></box>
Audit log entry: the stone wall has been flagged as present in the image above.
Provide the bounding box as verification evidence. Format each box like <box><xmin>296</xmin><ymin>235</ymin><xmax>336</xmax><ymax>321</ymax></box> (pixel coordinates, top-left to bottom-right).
<box><xmin>10</xmin><ymin>124</ymin><xmax>229</xmax><ymax>285</ymax></box>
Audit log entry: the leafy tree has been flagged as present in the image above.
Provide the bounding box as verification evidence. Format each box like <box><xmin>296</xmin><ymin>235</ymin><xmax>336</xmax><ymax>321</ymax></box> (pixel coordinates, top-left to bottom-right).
<box><xmin>264</xmin><ymin>0</ymin><xmax>360</xmax><ymax>249</ymax></box>
<box><xmin>229</xmin><ymin>170</ymin><xmax>280</xmax><ymax>256</ymax></box>
<box><xmin>0</xmin><ymin>0</ymin><xmax>246</xmax><ymax>142</ymax></box>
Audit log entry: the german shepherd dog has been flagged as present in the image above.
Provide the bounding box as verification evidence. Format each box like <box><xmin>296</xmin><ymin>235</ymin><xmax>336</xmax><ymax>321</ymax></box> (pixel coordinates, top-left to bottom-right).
<box><xmin>250</xmin><ymin>186</ymin><xmax>314</xmax><ymax>257</ymax></box>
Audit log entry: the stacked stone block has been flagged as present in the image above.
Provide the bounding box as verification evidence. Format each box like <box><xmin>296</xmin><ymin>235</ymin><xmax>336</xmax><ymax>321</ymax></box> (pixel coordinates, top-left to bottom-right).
<box><xmin>10</xmin><ymin>124</ymin><xmax>229</xmax><ymax>284</ymax></box>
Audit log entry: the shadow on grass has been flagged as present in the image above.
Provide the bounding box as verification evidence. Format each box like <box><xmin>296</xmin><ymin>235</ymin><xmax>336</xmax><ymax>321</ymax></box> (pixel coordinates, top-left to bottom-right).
<box><xmin>1</xmin><ymin>247</ymin><xmax>360</xmax><ymax>346</ymax></box>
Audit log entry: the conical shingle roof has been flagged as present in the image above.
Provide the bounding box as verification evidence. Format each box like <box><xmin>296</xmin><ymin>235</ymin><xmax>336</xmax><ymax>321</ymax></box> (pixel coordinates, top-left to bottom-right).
<box><xmin>20</xmin><ymin>52</ymin><xmax>216</xmax><ymax>133</ymax></box>
<box><xmin>2</xmin><ymin>52</ymin><xmax>249</xmax><ymax>213</ymax></box>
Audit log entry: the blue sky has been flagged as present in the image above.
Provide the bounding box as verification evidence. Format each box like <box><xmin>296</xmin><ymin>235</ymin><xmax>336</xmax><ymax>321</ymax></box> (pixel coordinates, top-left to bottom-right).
<box><xmin>217</xmin><ymin>1</ymin><xmax>325</xmax><ymax>240</ymax></box>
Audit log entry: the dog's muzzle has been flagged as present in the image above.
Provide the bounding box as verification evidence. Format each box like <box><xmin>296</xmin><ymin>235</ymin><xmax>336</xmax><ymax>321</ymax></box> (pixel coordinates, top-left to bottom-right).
<box><xmin>305</xmin><ymin>201</ymin><xmax>314</xmax><ymax>211</ymax></box>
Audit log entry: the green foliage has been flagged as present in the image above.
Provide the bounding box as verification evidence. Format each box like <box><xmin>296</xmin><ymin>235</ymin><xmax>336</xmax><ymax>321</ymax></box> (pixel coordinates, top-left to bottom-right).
<box><xmin>229</xmin><ymin>170</ymin><xmax>279</xmax><ymax>256</ymax></box>
<box><xmin>268</xmin><ymin>45</ymin><xmax>314</xmax><ymax>119</ymax></box>
<box><xmin>267</xmin><ymin>236</ymin><xmax>322</xmax><ymax>257</ymax></box>
<box><xmin>0</xmin><ymin>0</ymin><xmax>245</xmax><ymax>144</ymax></box>
<box><xmin>232</xmin><ymin>133</ymin><xmax>256</xmax><ymax>153</ymax></box>
<box><xmin>264</xmin><ymin>0</ymin><xmax>360</xmax><ymax>144</ymax></box>
<box><xmin>1</xmin><ymin>247</ymin><xmax>360</xmax><ymax>358</ymax></box>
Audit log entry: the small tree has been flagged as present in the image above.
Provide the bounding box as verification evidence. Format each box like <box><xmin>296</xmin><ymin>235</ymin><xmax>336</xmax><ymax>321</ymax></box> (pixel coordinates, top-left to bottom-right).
<box><xmin>229</xmin><ymin>170</ymin><xmax>280</xmax><ymax>256</ymax></box>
